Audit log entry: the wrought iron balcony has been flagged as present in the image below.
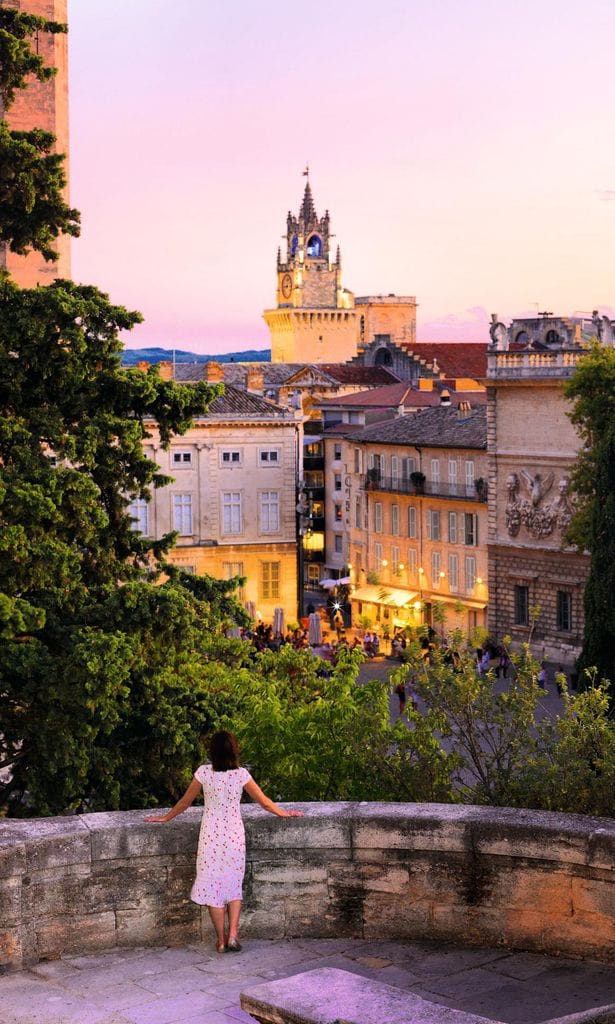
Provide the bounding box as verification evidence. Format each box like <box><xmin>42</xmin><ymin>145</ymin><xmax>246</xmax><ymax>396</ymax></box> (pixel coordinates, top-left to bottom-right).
<box><xmin>363</xmin><ymin>474</ymin><xmax>487</xmax><ymax>502</ymax></box>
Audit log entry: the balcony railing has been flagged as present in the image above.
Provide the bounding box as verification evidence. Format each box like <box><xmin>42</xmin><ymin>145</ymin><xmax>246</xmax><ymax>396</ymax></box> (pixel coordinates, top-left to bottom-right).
<box><xmin>487</xmin><ymin>348</ymin><xmax>584</xmax><ymax>380</ymax></box>
<box><xmin>364</xmin><ymin>474</ymin><xmax>487</xmax><ymax>502</ymax></box>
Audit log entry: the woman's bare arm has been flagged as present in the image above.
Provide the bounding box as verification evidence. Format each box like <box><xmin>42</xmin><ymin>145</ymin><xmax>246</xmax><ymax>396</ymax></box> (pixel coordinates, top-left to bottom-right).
<box><xmin>144</xmin><ymin>777</ymin><xmax>202</xmax><ymax>823</ymax></box>
<box><xmin>244</xmin><ymin>778</ymin><xmax>304</xmax><ymax>817</ymax></box>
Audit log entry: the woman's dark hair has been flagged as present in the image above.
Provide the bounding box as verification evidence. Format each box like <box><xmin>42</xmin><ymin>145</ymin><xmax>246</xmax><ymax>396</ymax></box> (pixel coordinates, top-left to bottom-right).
<box><xmin>209</xmin><ymin>730</ymin><xmax>240</xmax><ymax>772</ymax></box>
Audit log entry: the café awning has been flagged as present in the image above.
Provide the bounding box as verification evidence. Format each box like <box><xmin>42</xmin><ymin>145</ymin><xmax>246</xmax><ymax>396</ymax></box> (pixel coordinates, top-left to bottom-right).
<box><xmin>351</xmin><ymin>585</ymin><xmax>419</xmax><ymax>609</ymax></box>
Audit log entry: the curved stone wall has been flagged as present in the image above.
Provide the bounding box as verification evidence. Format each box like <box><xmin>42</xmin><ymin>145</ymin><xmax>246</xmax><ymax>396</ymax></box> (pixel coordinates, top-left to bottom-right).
<box><xmin>1</xmin><ymin>803</ymin><xmax>614</xmax><ymax>971</ymax></box>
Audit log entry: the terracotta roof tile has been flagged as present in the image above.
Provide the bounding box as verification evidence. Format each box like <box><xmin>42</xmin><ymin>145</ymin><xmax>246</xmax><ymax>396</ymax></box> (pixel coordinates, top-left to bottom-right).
<box><xmin>403</xmin><ymin>342</ymin><xmax>488</xmax><ymax>379</ymax></box>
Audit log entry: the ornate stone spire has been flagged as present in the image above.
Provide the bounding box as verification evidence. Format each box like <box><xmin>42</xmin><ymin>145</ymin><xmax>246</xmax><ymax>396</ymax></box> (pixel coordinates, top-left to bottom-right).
<box><xmin>300</xmin><ymin>180</ymin><xmax>316</xmax><ymax>224</ymax></box>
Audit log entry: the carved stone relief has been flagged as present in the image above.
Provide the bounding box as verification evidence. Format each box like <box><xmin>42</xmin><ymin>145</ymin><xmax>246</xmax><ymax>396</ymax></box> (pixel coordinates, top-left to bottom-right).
<box><xmin>504</xmin><ymin>471</ymin><xmax>572</xmax><ymax>539</ymax></box>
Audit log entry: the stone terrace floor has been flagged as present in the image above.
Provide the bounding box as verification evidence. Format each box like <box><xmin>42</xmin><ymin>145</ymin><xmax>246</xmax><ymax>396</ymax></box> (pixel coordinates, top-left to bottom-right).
<box><xmin>2</xmin><ymin>939</ymin><xmax>615</xmax><ymax>1024</ymax></box>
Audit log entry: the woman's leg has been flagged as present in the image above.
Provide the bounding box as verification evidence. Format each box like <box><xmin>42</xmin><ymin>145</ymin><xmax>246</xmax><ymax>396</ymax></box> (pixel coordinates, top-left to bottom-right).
<box><xmin>207</xmin><ymin>905</ymin><xmax>226</xmax><ymax>950</ymax></box>
<box><xmin>227</xmin><ymin>899</ymin><xmax>242</xmax><ymax>940</ymax></box>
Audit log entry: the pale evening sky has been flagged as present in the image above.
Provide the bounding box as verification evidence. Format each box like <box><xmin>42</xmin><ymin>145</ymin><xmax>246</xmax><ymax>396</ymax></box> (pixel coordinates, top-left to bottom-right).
<box><xmin>68</xmin><ymin>0</ymin><xmax>615</xmax><ymax>354</ymax></box>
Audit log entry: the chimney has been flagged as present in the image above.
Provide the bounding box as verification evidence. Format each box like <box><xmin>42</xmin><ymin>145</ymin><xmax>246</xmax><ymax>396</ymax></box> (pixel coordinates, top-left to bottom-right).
<box><xmin>206</xmin><ymin>361</ymin><xmax>225</xmax><ymax>384</ymax></box>
<box><xmin>158</xmin><ymin>361</ymin><xmax>173</xmax><ymax>381</ymax></box>
<box><xmin>457</xmin><ymin>401</ymin><xmax>471</xmax><ymax>417</ymax></box>
<box><xmin>440</xmin><ymin>388</ymin><xmax>451</xmax><ymax>407</ymax></box>
<box><xmin>246</xmin><ymin>366</ymin><xmax>264</xmax><ymax>395</ymax></box>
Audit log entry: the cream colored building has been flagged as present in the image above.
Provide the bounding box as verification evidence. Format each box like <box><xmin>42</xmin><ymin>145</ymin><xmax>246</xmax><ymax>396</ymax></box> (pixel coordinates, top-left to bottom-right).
<box><xmin>324</xmin><ymin>406</ymin><xmax>489</xmax><ymax>636</ymax></box>
<box><xmin>486</xmin><ymin>313</ymin><xmax>605</xmax><ymax>664</ymax></box>
<box><xmin>135</xmin><ymin>387</ymin><xmax>302</xmax><ymax>622</ymax></box>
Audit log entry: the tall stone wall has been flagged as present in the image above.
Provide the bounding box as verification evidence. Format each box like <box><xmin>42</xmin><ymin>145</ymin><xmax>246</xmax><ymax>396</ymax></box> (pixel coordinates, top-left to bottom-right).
<box><xmin>1</xmin><ymin>804</ymin><xmax>614</xmax><ymax>972</ymax></box>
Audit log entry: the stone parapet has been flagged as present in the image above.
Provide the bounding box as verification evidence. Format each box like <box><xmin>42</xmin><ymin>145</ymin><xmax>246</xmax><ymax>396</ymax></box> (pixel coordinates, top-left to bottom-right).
<box><xmin>1</xmin><ymin>804</ymin><xmax>614</xmax><ymax>972</ymax></box>
<box><xmin>487</xmin><ymin>349</ymin><xmax>584</xmax><ymax>381</ymax></box>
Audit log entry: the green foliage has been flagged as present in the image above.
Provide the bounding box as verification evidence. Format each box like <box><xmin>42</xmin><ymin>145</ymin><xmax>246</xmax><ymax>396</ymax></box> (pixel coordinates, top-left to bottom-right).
<box><xmin>0</xmin><ymin>9</ymin><xmax>67</xmax><ymax>108</ymax></box>
<box><xmin>0</xmin><ymin>123</ymin><xmax>80</xmax><ymax>260</ymax></box>
<box><xmin>0</xmin><ymin>11</ymin><xmax>78</xmax><ymax>261</ymax></box>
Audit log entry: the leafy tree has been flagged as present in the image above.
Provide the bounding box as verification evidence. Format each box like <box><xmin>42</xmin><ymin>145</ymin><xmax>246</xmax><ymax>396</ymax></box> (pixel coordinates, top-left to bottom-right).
<box><xmin>0</xmin><ymin>10</ymin><xmax>79</xmax><ymax>260</ymax></box>
<box><xmin>564</xmin><ymin>345</ymin><xmax>615</xmax><ymax>687</ymax></box>
<box><xmin>0</xmin><ymin>11</ymin><xmax>241</xmax><ymax>815</ymax></box>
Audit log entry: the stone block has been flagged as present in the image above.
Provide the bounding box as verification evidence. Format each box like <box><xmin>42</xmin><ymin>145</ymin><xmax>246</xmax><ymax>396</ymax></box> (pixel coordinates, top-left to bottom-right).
<box><xmin>20</xmin><ymin>819</ymin><xmax>91</xmax><ymax>872</ymax></box>
<box><xmin>244</xmin><ymin>806</ymin><xmax>351</xmax><ymax>851</ymax></box>
<box><xmin>328</xmin><ymin>861</ymin><xmax>409</xmax><ymax>895</ymax></box>
<box><xmin>284</xmin><ymin>897</ymin><xmax>359</xmax><ymax>939</ymax></box>
<box><xmin>240</xmin><ymin>967</ymin><xmax>500</xmax><ymax>1024</ymax></box>
<box><xmin>572</xmin><ymin>877</ymin><xmax>615</xmax><ymax>918</ymax></box>
<box><xmin>115</xmin><ymin>904</ymin><xmax>200</xmax><ymax>947</ymax></box>
<box><xmin>35</xmin><ymin>911</ymin><xmax>117</xmax><ymax>959</ymax></box>
<box><xmin>85</xmin><ymin>810</ymin><xmax>199</xmax><ymax>862</ymax></box>
<box><xmin>363</xmin><ymin>893</ymin><xmax>431</xmax><ymax>939</ymax></box>
<box><xmin>252</xmin><ymin>862</ymin><xmax>328</xmax><ymax>897</ymax></box>
<box><xmin>0</xmin><ymin>878</ymin><xmax>22</xmax><ymax>927</ymax></box>
<box><xmin>240</xmin><ymin>905</ymin><xmax>286</xmax><ymax>941</ymax></box>
<box><xmin>0</xmin><ymin>840</ymin><xmax>26</xmax><ymax>879</ymax></box>
<box><xmin>0</xmin><ymin>928</ymin><xmax>23</xmax><ymax>969</ymax></box>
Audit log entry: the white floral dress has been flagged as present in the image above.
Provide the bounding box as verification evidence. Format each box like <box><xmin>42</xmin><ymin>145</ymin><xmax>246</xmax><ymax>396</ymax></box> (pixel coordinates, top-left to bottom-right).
<box><xmin>190</xmin><ymin>764</ymin><xmax>252</xmax><ymax>907</ymax></box>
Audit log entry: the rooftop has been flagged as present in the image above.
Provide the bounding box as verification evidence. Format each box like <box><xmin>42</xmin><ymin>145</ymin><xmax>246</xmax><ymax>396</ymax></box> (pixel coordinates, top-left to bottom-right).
<box><xmin>346</xmin><ymin>405</ymin><xmax>487</xmax><ymax>449</ymax></box>
<box><xmin>319</xmin><ymin>382</ymin><xmax>486</xmax><ymax>410</ymax></box>
<box><xmin>403</xmin><ymin>343</ymin><xmax>488</xmax><ymax>380</ymax></box>
<box><xmin>172</xmin><ymin>362</ymin><xmax>399</xmax><ymax>388</ymax></box>
<box><xmin>3</xmin><ymin>936</ymin><xmax>615</xmax><ymax>1024</ymax></box>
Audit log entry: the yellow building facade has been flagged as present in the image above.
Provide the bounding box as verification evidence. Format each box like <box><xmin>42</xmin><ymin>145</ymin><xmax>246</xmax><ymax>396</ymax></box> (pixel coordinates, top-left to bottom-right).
<box><xmin>138</xmin><ymin>387</ymin><xmax>302</xmax><ymax>622</ymax></box>
<box><xmin>324</xmin><ymin>406</ymin><xmax>489</xmax><ymax>636</ymax></box>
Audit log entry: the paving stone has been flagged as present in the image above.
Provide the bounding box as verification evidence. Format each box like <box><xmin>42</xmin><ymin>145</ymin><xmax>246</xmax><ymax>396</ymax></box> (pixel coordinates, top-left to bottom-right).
<box><xmin>482</xmin><ymin>951</ymin><xmax>564</xmax><ymax>981</ymax></box>
<box><xmin>375</xmin><ymin>963</ymin><xmax>423</xmax><ymax>988</ymax></box>
<box><xmin>122</xmin><ymin>989</ymin><xmax>230</xmax><ymax>1024</ymax></box>
<box><xmin>419</xmin><ymin>965</ymin><xmax>520</xmax><ymax>999</ymax></box>
<box><xmin>134</xmin><ymin>964</ymin><xmax>238</xmax><ymax>998</ymax></box>
<box><xmin>410</xmin><ymin>946</ymin><xmax>510</xmax><ymax>977</ymax></box>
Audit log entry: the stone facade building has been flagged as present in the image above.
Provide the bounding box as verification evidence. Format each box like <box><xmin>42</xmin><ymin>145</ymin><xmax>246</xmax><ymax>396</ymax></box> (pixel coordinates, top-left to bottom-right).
<box><xmin>0</xmin><ymin>0</ymin><xmax>71</xmax><ymax>284</ymax></box>
<box><xmin>137</xmin><ymin>387</ymin><xmax>302</xmax><ymax>622</ymax></box>
<box><xmin>486</xmin><ymin>312</ymin><xmax>611</xmax><ymax>664</ymax></box>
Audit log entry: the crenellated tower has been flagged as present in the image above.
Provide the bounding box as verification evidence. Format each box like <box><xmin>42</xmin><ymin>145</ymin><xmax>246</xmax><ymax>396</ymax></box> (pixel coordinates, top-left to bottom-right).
<box><xmin>265</xmin><ymin>175</ymin><xmax>357</xmax><ymax>363</ymax></box>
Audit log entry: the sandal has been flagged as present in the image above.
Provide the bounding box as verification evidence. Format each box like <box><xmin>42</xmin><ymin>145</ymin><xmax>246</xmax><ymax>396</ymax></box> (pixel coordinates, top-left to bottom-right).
<box><xmin>216</xmin><ymin>942</ymin><xmax>227</xmax><ymax>953</ymax></box>
<box><xmin>226</xmin><ymin>937</ymin><xmax>242</xmax><ymax>952</ymax></box>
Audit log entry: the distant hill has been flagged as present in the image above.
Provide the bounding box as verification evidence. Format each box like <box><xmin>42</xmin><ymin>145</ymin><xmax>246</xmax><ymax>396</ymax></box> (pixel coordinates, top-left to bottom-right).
<box><xmin>121</xmin><ymin>347</ymin><xmax>271</xmax><ymax>366</ymax></box>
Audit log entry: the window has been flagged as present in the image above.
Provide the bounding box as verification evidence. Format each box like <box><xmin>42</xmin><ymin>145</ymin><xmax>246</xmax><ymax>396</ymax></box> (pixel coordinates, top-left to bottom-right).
<box><xmin>391</xmin><ymin>456</ymin><xmax>399</xmax><ymax>488</ymax></box>
<box><xmin>432</xmin><ymin>551</ymin><xmax>441</xmax><ymax>589</ymax></box>
<box><xmin>221</xmin><ymin>449</ymin><xmax>241</xmax><ymax>466</ymax></box>
<box><xmin>374</xmin><ymin>502</ymin><xmax>383</xmax><ymax>533</ymax></box>
<box><xmin>463</xmin><ymin>512</ymin><xmax>478</xmax><ymax>546</ymax></box>
<box><xmin>261</xmin><ymin>561</ymin><xmax>280</xmax><ymax>600</ymax></box>
<box><xmin>465</xmin><ymin>555</ymin><xmax>476</xmax><ymax>593</ymax></box>
<box><xmin>391</xmin><ymin>545</ymin><xmax>400</xmax><ymax>572</ymax></box>
<box><xmin>355</xmin><ymin>495</ymin><xmax>362</xmax><ymax>528</ymax></box>
<box><xmin>305</xmin><ymin>441</ymin><xmax>323</xmax><ymax>457</ymax></box>
<box><xmin>259</xmin><ymin>491</ymin><xmax>280</xmax><ymax>533</ymax></box>
<box><xmin>407</xmin><ymin>547</ymin><xmax>417</xmax><ymax>579</ymax></box>
<box><xmin>402</xmin><ymin>456</ymin><xmax>416</xmax><ymax>484</ymax></box>
<box><xmin>172</xmin><ymin>450</ymin><xmax>192</xmax><ymax>467</ymax></box>
<box><xmin>128</xmin><ymin>498</ymin><xmax>149</xmax><ymax>535</ymax></box>
<box><xmin>259</xmin><ymin>448</ymin><xmax>280</xmax><ymax>465</ymax></box>
<box><xmin>334</xmin><ymin>503</ymin><xmax>343</xmax><ymax>522</ymax></box>
<box><xmin>307</xmin><ymin>564</ymin><xmax>321</xmax><ymax>586</ymax></box>
<box><xmin>374</xmin><ymin>543</ymin><xmax>383</xmax><ymax>572</ymax></box>
<box><xmin>426</xmin><ymin>509</ymin><xmax>440</xmax><ymax>541</ymax></box>
<box><xmin>305</xmin><ymin>470</ymin><xmax>324</xmax><ymax>489</ymax></box>
<box><xmin>448</xmin><ymin>511</ymin><xmax>457</xmax><ymax>544</ymax></box>
<box><xmin>448</xmin><ymin>553</ymin><xmax>458</xmax><ymax>592</ymax></box>
<box><xmin>408</xmin><ymin>506</ymin><xmax>417</xmax><ymax>539</ymax></box>
<box><xmin>334</xmin><ymin>535</ymin><xmax>343</xmax><ymax>553</ymax></box>
<box><xmin>431</xmin><ymin>458</ymin><xmax>440</xmax><ymax>486</ymax></box>
<box><xmin>173</xmin><ymin>494</ymin><xmax>193</xmax><ymax>536</ymax></box>
<box><xmin>465</xmin><ymin>460</ymin><xmax>475</xmax><ymax>496</ymax></box>
<box><xmin>514</xmin><ymin>585</ymin><xmax>529</xmax><ymax>626</ymax></box>
<box><xmin>222</xmin><ymin>491</ymin><xmax>242</xmax><ymax>535</ymax></box>
<box><xmin>448</xmin><ymin>459</ymin><xmax>458</xmax><ymax>494</ymax></box>
<box><xmin>354</xmin><ymin>448</ymin><xmax>360</xmax><ymax>473</ymax></box>
<box><xmin>333</xmin><ymin>443</ymin><xmax>342</xmax><ymax>461</ymax></box>
<box><xmin>391</xmin><ymin>504</ymin><xmax>400</xmax><ymax>536</ymax></box>
<box><xmin>557</xmin><ymin>591</ymin><xmax>572</xmax><ymax>632</ymax></box>
<box><xmin>223</xmin><ymin>561</ymin><xmax>244</xmax><ymax>600</ymax></box>
<box><xmin>334</xmin><ymin>473</ymin><xmax>342</xmax><ymax>492</ymax></box>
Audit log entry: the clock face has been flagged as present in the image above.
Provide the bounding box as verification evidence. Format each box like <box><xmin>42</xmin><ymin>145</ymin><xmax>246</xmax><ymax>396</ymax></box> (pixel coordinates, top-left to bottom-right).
<box><xmin>281</xmin><ymin>274</ymin><xmax>293</xmax><ymax>299</ymax></box>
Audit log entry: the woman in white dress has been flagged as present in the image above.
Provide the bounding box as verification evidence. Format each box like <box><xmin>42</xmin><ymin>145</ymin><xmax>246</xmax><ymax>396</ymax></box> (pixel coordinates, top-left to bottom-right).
<box><xmin>145</xmin><ymin>731</ymin><xmax>303</xmax><ymax>952</ymax></box>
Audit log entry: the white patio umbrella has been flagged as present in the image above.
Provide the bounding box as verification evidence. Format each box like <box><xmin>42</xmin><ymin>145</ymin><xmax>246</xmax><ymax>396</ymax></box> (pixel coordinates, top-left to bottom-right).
<box><xmin>308</xmin><ymin>612</ymin><xmax>322</xmax><ymax>646</ymax></box>
<box><xmin>244</xmin><ymin>600</ymin><xmax>256</xmax><ymax>620</ymax></box>
<box><xmin>273</xmin><ymin>607</ymin><xmax>285</xmax><ymax>634</ymax></box>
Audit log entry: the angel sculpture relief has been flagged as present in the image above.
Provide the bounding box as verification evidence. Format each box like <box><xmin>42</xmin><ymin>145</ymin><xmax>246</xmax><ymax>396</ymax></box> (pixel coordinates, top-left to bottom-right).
<box><xmin>519</xmin><ymin>470</ymin><xmax>554</xmax><ymax>507</ymax></box>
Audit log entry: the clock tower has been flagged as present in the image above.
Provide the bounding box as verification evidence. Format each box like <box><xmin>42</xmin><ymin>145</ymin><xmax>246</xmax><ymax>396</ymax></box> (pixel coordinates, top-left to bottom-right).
<box><xmin>265</xmin><ymin>175</ymin><xmax>358</xmax><ymax>364</ymax></box>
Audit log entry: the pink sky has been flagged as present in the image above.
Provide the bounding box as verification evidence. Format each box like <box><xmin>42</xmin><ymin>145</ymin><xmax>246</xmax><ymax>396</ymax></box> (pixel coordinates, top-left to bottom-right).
<box><xmin>69</xmin><ymin>0</ymin><xmax>615</xmax><ymax>354</ymax></box>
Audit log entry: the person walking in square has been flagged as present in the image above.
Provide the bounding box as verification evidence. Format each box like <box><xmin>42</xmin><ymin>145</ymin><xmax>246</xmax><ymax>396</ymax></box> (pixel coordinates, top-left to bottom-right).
<box><xmin>145</xmin><ymin>731</ymin><xmax>303</xmax><ymax>953</ymax></box>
